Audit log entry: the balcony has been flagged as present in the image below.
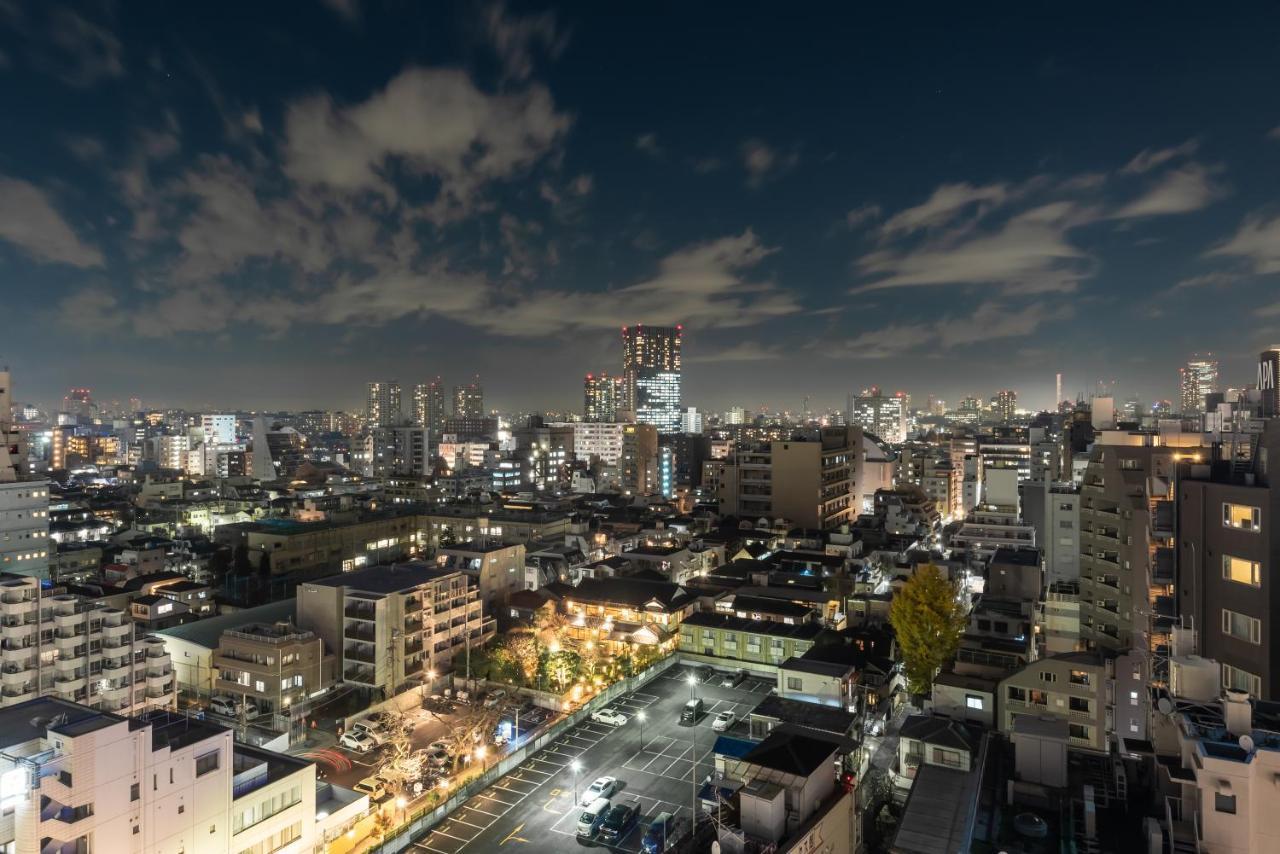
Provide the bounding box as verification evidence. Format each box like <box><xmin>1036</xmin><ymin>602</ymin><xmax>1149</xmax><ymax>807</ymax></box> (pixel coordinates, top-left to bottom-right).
<box><xmin>344</xmin><ymin>603</ymin><xmax>376</xmax><ymax>621</ymax></box>
<box><xmin>343</xmin><ymin>625</ymin><xmax>375</xmax><ymax>643</ymax></box>
<box><xmin>344</xmin><ymin>646</ymin><xmax>375</xmax><ymax>664</ymax></box>
<box><xmin>343</xmin><ymin>664</ymin><xmax>376</xmax><ymax>686</ymax></box>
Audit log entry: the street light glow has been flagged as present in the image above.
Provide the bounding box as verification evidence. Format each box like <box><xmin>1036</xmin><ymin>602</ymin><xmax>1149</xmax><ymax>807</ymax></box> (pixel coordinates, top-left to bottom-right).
<box><xmin>570</xmin><ymin>759</ymin><xmax>581</xmax><ymax>773</ymax></box>
<box><xmin>637</xmin><ymin>710</ymin><xmax>646</xmax><ymax>722</ymax></box>
<box><xmin>396</xmin><ymin>797</ymin><xmax>407</xmax><ymax>809</ymax></box>
<box><xmin>475</xmin><ymin>746</ymin><xmax>487</xmax><ymax>760</ymax></box>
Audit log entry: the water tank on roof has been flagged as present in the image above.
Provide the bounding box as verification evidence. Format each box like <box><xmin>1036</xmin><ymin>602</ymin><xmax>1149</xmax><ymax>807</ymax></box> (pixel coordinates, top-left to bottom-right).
<box><xmin>1170</xmin><ymin>655</ymin><xmax>1219</xmax><ymax>702</ymax></box>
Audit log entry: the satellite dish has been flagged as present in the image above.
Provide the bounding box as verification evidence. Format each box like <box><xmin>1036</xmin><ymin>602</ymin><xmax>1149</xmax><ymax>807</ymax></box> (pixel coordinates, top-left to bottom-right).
<box><xmin>1240</xmin><ymin>734</ymin><xmax>1256</xmax><ymax>753</ymax></box>
<box><xmin>1156</xmin><ymin>697</ymin><xmax>1174</xmax><ymax>716</ymax></box>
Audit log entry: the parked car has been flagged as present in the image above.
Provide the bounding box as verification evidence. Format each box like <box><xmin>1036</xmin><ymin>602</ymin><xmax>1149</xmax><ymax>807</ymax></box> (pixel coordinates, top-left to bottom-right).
<box><xmin>580</xmin><ymin>775</ymin><xmax>619</xmax><ymax>806</ymax></box>
<box><xmin>712</xmin><ymin>710</ymin><xmax>736</xmax><ymax>732</ymax></box>
<box><xmin>339</xmin><ymin>730</ymin><xmax>378</xmax><ymax>753</ymax></box>
<box><xmin>641</xmin><ymin>811</ymin><xmax>675</xmax><ymax>854</ymax></box>
<box><xmin>209</xmin><ymin>695</ymin><xmax>258</xmax><ymax>718</ymax></box>
<box><xmin>363</xmin><ymin>711</ymin><xmax>414</xmax><ymax>735</ymax></box>
<box><xmin>353</xmin><ymin>777</ymin><xmax>386</xmax><ymax>801</ymax></box>
<box><xmin>680</xmin><ymin>698</ymin><xmax>704</xmax><ymax>724</ymax></box>
<box><xmin>348</xmin><ymin>722</ymin><xmax>387</xmax><ymax>745</ymax></box>
<box><xmin>720</xmin><ymin>669</ymin><xmax>746</xmax><ymax>688</ymax></box>
<box><xmin>483</xmin><ymin>690</ymin><xmax>508</xmax><ymax>709</ymax></box>
<box><xmin>427</xmin><ymin>740</ymin><xmax>452</xmax><ymax>755</ymax></box>
<box><xmin>590</xmin><ymin>709</ymin><xmax>628</xmax><ymax>726</ymax></box>
<box><xmin>576</xmin><ymin>797</ymin><xmax>612</xmax><ymax>838</ymax></box>
<box><xmin>599</xmin><ymin>802</ymin><xmax>639</xmax><ymax>843</ymax></box>
<box><xmin>426</xmin><ymin>749</ymin><xmax>450</xmax><ymax>768</ymax></box>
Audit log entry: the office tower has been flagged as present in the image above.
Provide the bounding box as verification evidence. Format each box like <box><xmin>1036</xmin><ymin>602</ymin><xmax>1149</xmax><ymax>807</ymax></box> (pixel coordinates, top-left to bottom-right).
<box><xmin>994</xmin><ymin>389</ymin><xmax>1017</xmax><ymax>424</ymax></box>
<box><xmin>583</xmin><ymin>372</ymin><xmax>622</xmax><ymax>422</ymax></box>
<box><xmin>200</xmin><ymin>413</ymin><xmax>236</xmax><ymax>445</ymax></box>
<box><xmin>1179</xmin><ymin>355</ymin><xmax>1219</xmax><ymax>415</ymax></box>
<box><xmin>724</xmin><ymin>406</ymin><xmax>746</xmax><ymax>426</ymax></box>
<box><xmin>62</xmin><ymin>388</ymin><xmax>94</xmax><ymax>420</ymax></box>
<box><xmin>716</xmin><ymin>426</ymin><xmax>863</xmax><ymax>530</ymax></box>
<box><xmin>622</xmin><ymin>325</ymin><xmax>683</xmax><ymax>433</ymax></box>
<box><xmin>366</xmin><ymin>380</ymin><xmax>402</xmax><ymax>427</ymax></box>
<box><xmin>414</xmin><ymin>378</ymin><xmax>447</xmax><ymax>436</ymax></box>
<box><xmin>454</xmin><ymin>380</ymin><xmax>484</xmax><ymax>419</ymax></box>
<box><xmin>680</xmin><ymin>407</ymin><xmax>703</xmax><ymax>434</ymax></box>
<box><xmin>1077</xmin><ymin>435</ymin><xmax>1175</xmax><ymax>653</ymax></box>
<box><xmin>1259</xmin><ymin>348</ymin><xmax>1280</xmax><ymax>417</ymax></box>
<box><xmin>848</xmin><ymin>386</ymin><xmax>907</xmax><ymax>444</ymax></box>
<box><xmin>620</xmin><ymin>423</ymin><xmax>659</xmax><ymax>495</ymax></box>
<box><xmin>1178</xmin><ymin>422</ymin><xmax>1280</xmax><ymax>698</ymax></box>
<box><xmin>251</xmin><ymin>418</ymin><xmax>305</xmax><ymax>481</ymax></box>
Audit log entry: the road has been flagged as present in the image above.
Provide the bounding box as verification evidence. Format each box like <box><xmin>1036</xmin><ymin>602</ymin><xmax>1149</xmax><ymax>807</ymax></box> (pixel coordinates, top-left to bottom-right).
<box><xmin>408</xmin><ymin>664</ymin><xmax>776</xmax><ymax>854</ymax></box>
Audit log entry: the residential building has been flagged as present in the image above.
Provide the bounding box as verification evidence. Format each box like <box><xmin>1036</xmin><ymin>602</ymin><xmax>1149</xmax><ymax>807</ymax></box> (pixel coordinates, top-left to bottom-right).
<box><xmin>213</xmin><ymin>509</ymin><xmax>420</xmax><ymax>579</ymax></box>
<box><xmin>998</xmin><ymin>651</ymin><xmax>1109</xmax><ymax>753</ymax></box>
<box><xmin>156</xmin><ymin>599</ymin><xmax>298</xmax><ymax>703</ymax></box>
<box><xmin>0</xmin><ymin>573</ymin><xmax>175</xmax><ymax>713</ymax></box>
<box><xmin>558</xmin><ymin>576</ymin><xmax>697</xmax><ymax>653</ymax></box>
<box><xmin>0</xmin><ymin>697</ymin><xmax>325</xmax><ymax>854</ymax></box>
<box><xmin>1178</xmin><ymin>421</ymin><xmax>1280</xmax><ymax>698</ymax></box>
<box><xmin>200</xmin><ymin>414</ymin><xmax>236</xmax><ymax>445</ymax></box>
<box><xmin>366</xmin><ymin>380</ymin><xmax>402</xmax><ymax>427</ymax></box>
<box><xmin>297</xmin><ymin>562</ymin><xmax>494</xmax><ymax>698</ymax></box>
<box><xmin>716</xmin><ymin>426</ymin><xmax>862</xmax><ymax>530</ymax></box>
<box><xmin>0</xmin><ymin>480</ymin><xmax>49</xmax><ymax>579</ymax></box>
<box><xmin>848</xmin><ymin>386</ymin><xmax>906</xmax><ymax>444</ymax></box>
<box><xmin>212</xmin><ymin>620</ymin><xmax>335</xmax><ymax>719</ymax></box>
<box><xmin>950</xmin><ymin>506</ymin><xmax>1035</xmax><ymax>559</ymax></box>
<box><xmin>568</xmin><ymin>421</ymin><xmax>625</xmax><ymax>465</ymax></box>
<box><xmin>1078</xmin><ymin>434</ymin><xmax>1176</xmax><ymax>653</ymax></box>
<box><xmin>895</xmin><ymin>714</ymin><xmax>984</xmax><ymax>789</ymax></box>
<box><xmin>413</xmin><ymin>379</ymin><xmax>446</xmax><ymax>436</ymax></box>
<box><xmin>1258</xmin><ymin>347</ymin><xmax>1280</xmax><ymax>416</ymax></box>
<box><xmin>678</xmin><ymin>612</ymin><xmax>822</xmax><ymax>668</ymax></box>
<box><xmin>369</xmin><ymin>425</ymin><xmax>429</xmax><ymax>477</ymax></box>
<box><xmin>453</xmin><ymin>381</ymin><xmax>484</xmax><ymax>419</ymax></box>
<box><xmin>622</xmin><ymin>324</ymin><xmax>682</xmax><ymax>432</ymax></box>
<box><xmin>993</xmin><ymin>389</ymin><xmax>1017</xmax><ymax>424</ymax></box>
<box><xmin>620</xmin><ymin>423</ymin><xmax>659</xmax><ymax>495</ymax></box>
<box><xmin>891</xmin><ymin>721</ymin><xmax>990</xmax><ymax>854</ymax></box>
<box><xmin>436</xmin><ymin>541</ymin><xmax>526</xmax><ymax>611</ymax></box>
<box><xmin>1180</xmin><ymin>354</ymin><xmax>1219</xmax><ymax>415</ymax></box>
<box><xmin>583</xmin><ymin>373</ymin><xmax>621</xmax><ymax>422</ymax></box>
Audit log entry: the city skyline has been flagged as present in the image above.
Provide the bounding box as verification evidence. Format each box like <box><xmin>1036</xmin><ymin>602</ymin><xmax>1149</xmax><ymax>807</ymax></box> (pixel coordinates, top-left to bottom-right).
<box><xmin>5</xmin><ymin>5</ymin><xmax>1280</xmax><ymax>410</ymax></box>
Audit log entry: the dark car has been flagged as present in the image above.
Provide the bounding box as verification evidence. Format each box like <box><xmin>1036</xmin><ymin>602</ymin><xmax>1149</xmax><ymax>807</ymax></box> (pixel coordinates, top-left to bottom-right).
<box><xmin>719</xmin><ymin>669</ymin><xmax>746</xmax><ymax>688</ymax></box>
<box><xmin>599</xmin><ymin>802</ymin><xmax>639</xmax><ymax>843</ymax></box>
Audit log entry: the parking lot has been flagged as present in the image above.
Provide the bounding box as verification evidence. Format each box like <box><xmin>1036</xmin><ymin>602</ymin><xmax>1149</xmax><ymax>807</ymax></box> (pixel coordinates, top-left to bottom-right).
<box><xmin>409</xmin><ymin>662</ymin><xmax>775</xmax><ymax>853</ymax></box>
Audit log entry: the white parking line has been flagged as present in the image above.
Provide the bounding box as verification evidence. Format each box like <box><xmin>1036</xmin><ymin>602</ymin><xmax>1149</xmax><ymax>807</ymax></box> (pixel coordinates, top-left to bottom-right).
<box><xmin>448</xmin><ymin>816</ymin><xmax>490</xmax><ymax>831</ymax></box>
<box><xmin>414</xmin><ymin>841</ymin><xmax>452</xmax><ymax>854</ymax></box>
<box><xmin>427</xmin><ymin>826</ymin><xmax>473</xmax><ymax>843</ymax></box>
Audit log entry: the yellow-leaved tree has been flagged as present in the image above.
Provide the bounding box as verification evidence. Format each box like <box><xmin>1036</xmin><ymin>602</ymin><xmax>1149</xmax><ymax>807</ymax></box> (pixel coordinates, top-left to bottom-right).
<box><xmin>888</xmin><ymin>563</ymin><xmax>968</xmax><ymax>695</ymax></box>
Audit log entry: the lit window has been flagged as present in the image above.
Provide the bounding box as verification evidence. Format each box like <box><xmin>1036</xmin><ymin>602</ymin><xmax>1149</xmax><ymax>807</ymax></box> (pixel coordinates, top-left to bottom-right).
<box><xmin>1223</xmin><ymin>555</ymin><xmax>1261</xmax><ymax>587</ymax></box>
<box><xmin>965</xmin><ymin>695</ymin><xmax>983</xmax><ymax>710</ymax></box>
<box><xmin>1223</xmin><ymin>503</ymin><xmax>1261</xmax><ymax>533</ymax></box>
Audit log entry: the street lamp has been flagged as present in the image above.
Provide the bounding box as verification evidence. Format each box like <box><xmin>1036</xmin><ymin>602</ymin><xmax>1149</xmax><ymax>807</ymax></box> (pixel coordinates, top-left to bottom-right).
<box><xmin>395</xmin><ymin>796</ymin><xmax>407</xmax><ymax>823</ymax></box>
<box><xmin>637</xmin><ymin>710</ymin><xmax>646</xmax><ymax>751</ymax></box>
<box><xmin>686</xmin><ymin>673</ymin><xmax>697</xmax><ymax>700</ymax></box>
<box><xmin>570</xmin><ymin>759</ymin><xmax>582</xmax><ymax>805</ymax></box>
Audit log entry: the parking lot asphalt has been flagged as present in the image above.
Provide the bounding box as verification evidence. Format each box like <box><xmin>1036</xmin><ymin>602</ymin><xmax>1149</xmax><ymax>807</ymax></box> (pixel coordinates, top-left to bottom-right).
<box><xmin>409</xmin><ymin>663</ymin><xmax>776</xmax><ymax>854</ymax></box>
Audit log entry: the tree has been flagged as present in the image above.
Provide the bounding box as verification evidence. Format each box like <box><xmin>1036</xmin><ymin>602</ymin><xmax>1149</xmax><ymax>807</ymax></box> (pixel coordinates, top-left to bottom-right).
<box><xmin>888</xmin><ymin>563</ymin><xmax>967</xmax><ymax>695</ymax></box>
<box><xmin>505</xmin><ymin>630</ymin><xmax>540</xmax><ymax>687</ymax></box>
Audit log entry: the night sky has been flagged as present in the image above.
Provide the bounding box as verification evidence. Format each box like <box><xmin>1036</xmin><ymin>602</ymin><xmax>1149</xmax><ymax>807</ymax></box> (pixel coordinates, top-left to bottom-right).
<box><xmin>3</xmin><ymin>2</ymin><xmax>1280</xmax><ymax>413</ymax></box>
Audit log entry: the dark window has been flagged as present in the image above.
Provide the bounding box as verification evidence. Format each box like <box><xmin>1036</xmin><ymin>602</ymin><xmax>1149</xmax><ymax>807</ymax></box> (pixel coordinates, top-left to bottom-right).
<box><xmin>195</xmin><ymin>752</ymin><xmax>219</xmax><ymax>777</ymax></box>
<box><xmin>1215</xmin><ymin>793</ymin><xmax>1237</xmax><ymax>814</ymax></box>
<box><xmin>130</xmin><ymin>783</ymin><xmax>139</xmax><ymax>802</ymax></box>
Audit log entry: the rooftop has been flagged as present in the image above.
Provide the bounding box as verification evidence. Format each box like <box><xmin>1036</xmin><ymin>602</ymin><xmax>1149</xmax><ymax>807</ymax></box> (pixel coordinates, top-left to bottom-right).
<box><xmin>310</xmin><ymin>561</ymin><xmax>455</xmax><ymax>593</ymax></box>
<box><xmin>0</xmin><ymin>697</ymin><xmax>123</xmax><ymax>748</ymax></box>
<box><xmin>155</xmin><ymin>599</ymin><xmax>296</xmax><ymax>650</ymax></box>
<box><xmin>728</xmin><ymin>595</ymin><xmax>814</xmax><ymax>619</ymax></box>
<box><xmin>565</xmin><ymin>576</ymin><xmax>695</xmax><ymax>611</ymax></box>
<box><xmin>741</xmin><ymin>729</ymin><xmax>838</xmax><ymax>778</ymax></box>
<box><xmin>899</xmin><ymin>714</ymin><xmax>984</xmax><ymax>755</ymax></box>
<box><xmin>778</xmin><ymin>656</ymin><xmax>855</xmax><ymax>679</ymax></box>
<box><xmin>750</xmin><ymin>694</ymin><xmax>856</xmax><ymax>734</ymax></box>
<box><xmin>892</xmin><ymin>757</ymin><xmax>984</xmax><ymax>853</ymax></box>
<box><xmin>681</xmin><ymin>611</ymin><xmax>824</xmax><ymax>641</ymax></box>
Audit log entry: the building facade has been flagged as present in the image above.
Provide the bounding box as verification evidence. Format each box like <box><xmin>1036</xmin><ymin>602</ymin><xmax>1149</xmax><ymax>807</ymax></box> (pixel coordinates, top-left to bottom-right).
<box><xmin>583</xmin><ymin>373</ymin><xmax>621</xmax><ymax>422</ymax></box>
<box><xmin>622</xmin><ymin>325</ymin><xmax>682</xmax><ymax>432</ymax></box>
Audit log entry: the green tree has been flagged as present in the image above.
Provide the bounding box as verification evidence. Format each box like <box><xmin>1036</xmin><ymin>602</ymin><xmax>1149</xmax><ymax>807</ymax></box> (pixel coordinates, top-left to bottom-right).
<box><xmin>888</xmin><ymin>564</ymin><xmax>967</xmax><ymax>694</ymax></box>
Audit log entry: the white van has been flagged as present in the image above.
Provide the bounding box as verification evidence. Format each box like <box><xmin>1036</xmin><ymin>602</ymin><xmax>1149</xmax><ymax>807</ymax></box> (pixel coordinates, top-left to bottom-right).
<box><xmin>576</xmin><ymin>796</ymin><xmax>611</xmax><ymax>838</ymax></box>
<box><xmin>210</xmin><ymin>695</ymin><xmax>257</xmax><ymax>718</ymax></box>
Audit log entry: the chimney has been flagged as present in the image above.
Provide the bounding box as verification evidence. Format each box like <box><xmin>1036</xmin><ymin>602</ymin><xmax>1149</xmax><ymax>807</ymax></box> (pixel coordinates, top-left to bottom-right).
<box><xmin>1224</xmin><ymin>688</ymin><xmax>1253</xmax><ymax>738</ymax></box>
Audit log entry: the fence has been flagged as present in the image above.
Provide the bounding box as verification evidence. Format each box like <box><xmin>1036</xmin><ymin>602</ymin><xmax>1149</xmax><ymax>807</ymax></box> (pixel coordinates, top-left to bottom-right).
<box><xmin>369</xmin><ymin>652</ymin><xmax>680</xmax><ymax>854</ymax></box>
<box><xmin>341</xmin><ymin>685</ymin><xmax>426</xmax><ymax>731</ymax></box>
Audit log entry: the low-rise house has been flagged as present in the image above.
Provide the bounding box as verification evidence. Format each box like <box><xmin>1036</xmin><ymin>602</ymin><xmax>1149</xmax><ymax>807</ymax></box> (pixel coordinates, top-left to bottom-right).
<box><xmin>998</xmin><ymin>651</ymin><xmax>1109</xmax><ymax>753</ymax></box>
<box><xmin>678</xmin><ymin>612</ymin><xmax>823</xmax><ymax>670</ymax></box>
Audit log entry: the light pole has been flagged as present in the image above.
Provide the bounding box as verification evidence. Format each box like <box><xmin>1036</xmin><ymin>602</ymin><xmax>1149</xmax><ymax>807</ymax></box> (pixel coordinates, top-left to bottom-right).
<box><xmin>686</xmin><ymin>672</ymin><xmax>697</xmax><ymax>700</ymax></box>
<box><xmin>570</xmin><ymin>759</ymin><xmax>581</xmax><ymax>805</ymax></box>
<box><xmin>637</xmin><ymin>710</ymin><xmax>646</xmax><ymax>752</ymax></box>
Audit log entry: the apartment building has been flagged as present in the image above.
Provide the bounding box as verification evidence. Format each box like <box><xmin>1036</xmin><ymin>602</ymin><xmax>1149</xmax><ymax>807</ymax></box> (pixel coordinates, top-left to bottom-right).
<box><xmin>716</xmin><ymin>426</ymin><xmax>862</xmax><ymax>530</ymax></box>
<box><xmin>0</xmin><ymin>696</ymin><xmax>325</xmax><ymax>854</ymax></box>
<box><xmin>0</xmin><ymin>480</ymin><xmax>49</xmax><ymax>580</ymax></box>
<box><xmin>213</xmin><ymin>621</ymin><xmax>335</xmax><ymax>719</ymax></box>
<box><xmin>998</xmin><ymin>651</ymin><xmax>1109</xmax><ymax>753</ymax></box>
<box><xmin>0</xmin><ymin>573</ymin><xmax>175</xmax><ymax>714</ymax></box>
<box><xmin>678</xmin><ymin>612</ymin><xmax>822</xmax><ymax>669</ymax></box>
<box><xmin>213</xmin><ymin>509</ymin><xmax>421</xmax><ymax>579</ymax></box>
<box><xmin>620</xmin><ymin>423</ymin><xmax>659</xmax><ymax>496</ymax></box>
<box><xmin>1178</xmin><ymin>421</ymin><xmax>1280</xmax><ymax>699</ymax></box>
<box><xmin>297</xmin><ymin>562</ymin><xmax>494</xmax><ymax>698</ymax></box>
<box><xmin>436</xmin><ymin>541</ymin><xmax>526</xmax><ymax>611</ymax></box>
<box><xmin>1077</xmin><ymin>433</ymin><xmax>1177</xmax><ymax>653</ymax></box>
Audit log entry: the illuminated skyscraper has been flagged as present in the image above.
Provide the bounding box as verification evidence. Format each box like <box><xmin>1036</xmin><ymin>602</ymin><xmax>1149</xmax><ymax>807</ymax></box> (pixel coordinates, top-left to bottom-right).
<box><xmin>993</xmin><ymin>389</ymin><xmax>1017</xmax><ymax>424</ymax></box>
<box><xmin>414</xmin><ymin>379</ymin><xmax>446</xmax><ymax>436</ymax></box>
<box><xmin>366</xmin><ymin>380</ymin><xmax>402</xmax><ymax>427</ymax></box>
<box><xmin>583</xmin><ymin>372</ymin><xmax>622</xmax><ymax>422</ymax></box>
<box><xmin>1178</xmin><ymin>355</ymin><xmax>1219</xmax><ymax>415</ymax></box>
<box><xmin>622</xmin><ymin>324</ymin><xmax>682</xmax><ymax>433</ymax></box>
<box><xmin>453</xmin><ymin>380</ymin><xmax>484</xmax><ymax>419</ymax></box>
<box><xmin>848</xmin><ymin>386</ymin><xmax>907</xmax><ymax>444</ymax></box>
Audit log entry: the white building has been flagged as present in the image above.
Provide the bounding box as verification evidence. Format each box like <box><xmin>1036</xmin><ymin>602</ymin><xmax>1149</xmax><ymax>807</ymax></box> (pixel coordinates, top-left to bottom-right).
<box><xmin>0</xmin><ymin>697</ymin><xmax>328</xmax><ymax>854</ymax></box>
<box><xmin>0</xmin><ymin>482</ymin><xmax>48</xmax><ymax>579</ymax></box>
<box><xmin>568</xmin><ymin>422</ymin><xmax>625</xmax><ymax>466</ymax></box>
<box><xmin>157</xmin><ymin>435</ymin><xmax>190</xmax><ymax>472</ymax></box>
<box><xmin>200</xmin><ymin>415</ymin><xmax>236</xmax><ymax>446</ymax></box>
<box><xmin>0</xmin><ymin>573</ymin><xmax>176</xmax><ymax>714</ymax></box>
<box><xmin>680</xmin><ymin>407</ymin><xmax>703</xmax><ymax>434</ymax></box>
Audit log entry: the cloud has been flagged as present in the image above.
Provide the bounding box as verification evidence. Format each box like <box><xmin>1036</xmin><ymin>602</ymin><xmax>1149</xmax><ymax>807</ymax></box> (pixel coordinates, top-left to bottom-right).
<box><xmin>0</xmin><ymin>176</ymin><xmax>103</xmax><ymax>267</ymax></box>
<box><xmin>1171</xmin><ymin>271</ymin><xmax>1243</xmax><ymax>291</ymax></box>
<box><xmin>844</xmin><ymin>204</ymin><xmax>881</xmax><ymax>230</ymax></box>
<box><xmin>1207</xmin><ymin>212</ymin><xmax>1280</xmax><ymax>274</ymax></box>
<box><xmin>741</xmin><ymin>138</ymin><xmax>798</xmax><ymax>187</ymax></box>
<box><xmin>878</xmin><ymin>181</ymin><xmax>1014</xmax><ymax>237</ymax></box>
<box><xmin>282</xmin><ymin>67</ymin><xmax>571</xmax><ymax>219</ymax></box>
<box><xmin>857</xmin><ymin>201</ymin><xmax>1094</xmax><ymax>295</ymax></box>
<box><xmin>1269</xmin><ymin>126</ymin><xmax>1280</xmax><ymax>142</ymax></box>
<box><xmin>691</xmin><ymin>157</ymin><xmax>722</xmax><ymax>174</ymax></box>
<box><xmin>38</xmin><ymin>8</ymin><xmax>125</xmax><ymax>87</ymax></box>
<box><xmin>635</xmin><ymin>132</ymin><xmax>662</xmax><ymax>157</ymax></box>
<box><xmin>62</xmin><ymin>134</ymin><xmax>106</xmax><ymax>162</ymax></box>
<box><xmin>1122</xmin><ymin>139</ymin><xmax>1198</xmax><ymax>174</ymax></box>
<box><xmin>1111</xmin><ymin>163</ymin><xmax>1226</xmax><ymax>218</ymax></box>
<box><xmin>468</xmin><ymin>230</ymin><xmax>798</xmax><ymax>335</ymax></box>
<box><xmin>1259</xmin><ymin>301</ymin><xmax>1280</xmax><ymax>318</ymax></box>
<box><xmin>482</xmin><ymin>1</ymin><xmax>568</xmax><ymax>83</ymax></box>
<box><xmin>320</xmin><ymin>0</ymin><xmax>360</xmax><ymax>21</ymax></box>
<box><xmin>832</xmin><ymin>301</ymin><xmax>1072</xmax><ymax>359</ymax></box>
<box><xmin>689</xmin><ymin>342</ymin><xmax>783</xmax><ymax>363</ymax></box>
<box><xmin>56</xmin><ymin>286</ymin><xmax>124</xmax><ymax>335</ymax></box>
